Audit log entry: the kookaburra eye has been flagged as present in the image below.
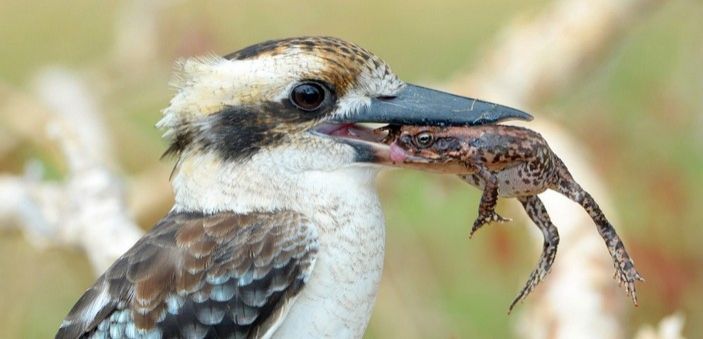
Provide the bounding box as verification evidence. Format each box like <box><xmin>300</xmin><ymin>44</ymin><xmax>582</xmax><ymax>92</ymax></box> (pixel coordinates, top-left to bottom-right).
<box><xmin>414</xmin><ymin>132</ymin><xmax>434</xmax><ymax>148</ymax></box>
<box><xmin>290</xmin><ymin>82</ymin><xmax>326</xmax><ymax>111</ymax></box>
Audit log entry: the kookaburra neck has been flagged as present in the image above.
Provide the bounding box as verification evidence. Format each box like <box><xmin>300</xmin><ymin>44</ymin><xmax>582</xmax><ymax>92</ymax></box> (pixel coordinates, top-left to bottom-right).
<box><xmin>56</xmin><ymin>36</ymin><xmax>532</xmax><ymax>339</ymax></box>
<box><xmin>170</xmin><ymin>133</ymin><xmax>376</xmax><ymax>216</ymax></box>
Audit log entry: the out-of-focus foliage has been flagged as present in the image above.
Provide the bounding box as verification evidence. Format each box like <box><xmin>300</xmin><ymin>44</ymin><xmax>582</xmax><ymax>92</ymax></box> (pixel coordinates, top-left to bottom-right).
<box><xmin>1</xmin><ymin>0</ymin><xmax>702</xmax><ymax>338</ymax></box>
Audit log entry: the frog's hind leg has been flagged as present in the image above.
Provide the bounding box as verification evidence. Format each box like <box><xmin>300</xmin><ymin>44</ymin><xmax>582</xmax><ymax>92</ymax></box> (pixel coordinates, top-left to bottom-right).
<box><xmin>463</xmin><ymin>166</ymin><xmax>511</xmax><ymax>239</ymax></box>
<box><xmin>551</xmin><ymin>156</ymin><xmax>644</xmax><ymax>305</ymax></box>
<box><xmin>509</xmin><ymin>195</ymin><xmax>560</xmax><ymax>313</ymax></box>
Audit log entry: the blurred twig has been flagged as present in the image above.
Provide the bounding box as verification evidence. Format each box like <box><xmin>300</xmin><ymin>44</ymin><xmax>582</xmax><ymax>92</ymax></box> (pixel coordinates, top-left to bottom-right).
<box><xmin>634</xmin><ymin>313</ymin><xmax>686</xmax><ymax>339</ymax></box>
<box><xmin>0</xmin><ymin>69</ymin><xmax>143</xmax><ymax>273</ymax></box>
<box><xmin>450</xmin><ymin>0</ymin><xmax>666</xmax><ymax>107</ymax></box>
<box><xmin>112</xmin><ymin>0</ymin><xmax>182</xmax><ymax>74</ymax></box>
<box><xmin>0</xmin><ymin>0</ymin><xmax>179</xmax><ymax>273</ymax></box>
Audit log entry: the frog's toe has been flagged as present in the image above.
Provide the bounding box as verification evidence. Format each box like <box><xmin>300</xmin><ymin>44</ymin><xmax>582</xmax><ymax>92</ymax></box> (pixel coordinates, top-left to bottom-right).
<box><xmin>469</xmin><ymin>212</ymin><xmax>508</xmax><ymax>238</ymax></box>
<box><xmin>495</xmin><ymin>214</ymin><xmax>512</xmax><ymax>223</ymax></box>
<box><xmin>623</xmin><ymin>280</ymin><xmax>639</xmax><ymax>306</ymax></box>
<box><xmin>508</xmin><ymin>247</ymin><xmax>557</xmax><ymax>313</ymax></box>
<box><xmin>509</xmin><ymin>269</ymin><xmax>545</xmax><ymax>314</ymax></box>
<box><xmin>468</xmin><ymin>224</ymin><xmax>482</xmax><ymax>239</ymax></box>
<box><xmin>613</xmin><ymin>261</ymin><xmax>643</xmax><ymax>306</ymax></box>
<box><xmin>469</xmin><ymin>219</ymin><xmax>486</xmax><ymax>238</ymax></box>
<box><xmin>615</xmin><ymin>258</ymin><xmax>644</xmax><ymax>281</ymax></box>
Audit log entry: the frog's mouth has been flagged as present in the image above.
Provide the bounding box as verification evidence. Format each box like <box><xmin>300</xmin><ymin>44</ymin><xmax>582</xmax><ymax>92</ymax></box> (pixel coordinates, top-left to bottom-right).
<box><xmin>311</xmin><ymin>84</ymin><xmax>532</xmax><ymax>168</ymax></box>
<box><xmin>311</xmin><ymin>122</ymin><xmax>418</xmax><ymax>165</ymax></box>
<box><xmin>311</xmin><ymin>123</ymin><xmax>470</xmax><ymax>174</ymax></box>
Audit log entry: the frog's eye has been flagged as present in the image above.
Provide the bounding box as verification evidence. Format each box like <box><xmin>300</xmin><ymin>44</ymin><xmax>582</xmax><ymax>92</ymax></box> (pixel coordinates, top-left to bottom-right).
<box><xmin>414</xmin><ymin>132</ymin><xmax>434</xmax><ymax>148</ymax></box>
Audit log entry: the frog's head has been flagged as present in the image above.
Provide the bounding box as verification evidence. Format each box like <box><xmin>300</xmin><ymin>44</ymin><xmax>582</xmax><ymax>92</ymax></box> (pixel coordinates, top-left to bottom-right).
<box><xmin>389</xmin><ymin>125</ymin><xmax>463</xmax><ymax>163</ymax></box>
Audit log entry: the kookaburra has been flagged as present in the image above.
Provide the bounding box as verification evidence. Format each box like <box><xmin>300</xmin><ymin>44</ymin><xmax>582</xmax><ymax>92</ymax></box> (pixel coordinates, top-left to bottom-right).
<box><xmin>56</xmin><ymin>36</ymin><xmax>530</xmax><ymax>338</ymax></box>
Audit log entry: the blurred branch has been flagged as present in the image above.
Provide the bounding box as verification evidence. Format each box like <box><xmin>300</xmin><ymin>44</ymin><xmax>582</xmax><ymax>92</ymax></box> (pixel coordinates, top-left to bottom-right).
<box><xmin>0</xmin><ymin>83</ymin><xmax>54</xmax><ymax>160</ymax></box>
<box><xmin>112</xmin><ymin>0</ymin><xmax>183</xmax><ymax>73</ymax></box>
<box><xmin>0</xmin><ymin>0</ymin><xmax>179</xmax><ymax>273</ymax></box>
<box><xmin>634</xmin><ymin>313</ymin><xmax>686</xmax><ymax>339</ymax></box>
<box><xmin>0</xmin><ymin>69</ymin><xmax>143</xmax><ymax>273</ymax></box>
<box><xmin>445</xmin><ymin>0</ymin><xmax>670</xmax><ymax>338</ymax></box>
<box><xmin>449</xmin><ymin>0</ymin><xmax>666</xmax><ymax>107</ymax></box>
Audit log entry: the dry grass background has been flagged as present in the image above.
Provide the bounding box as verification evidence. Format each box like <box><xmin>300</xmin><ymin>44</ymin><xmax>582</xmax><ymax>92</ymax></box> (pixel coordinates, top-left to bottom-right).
<box><xmin>1</xmin><ymin>0</ymin><xmax>702</xmax><ymax>338</ymax></box>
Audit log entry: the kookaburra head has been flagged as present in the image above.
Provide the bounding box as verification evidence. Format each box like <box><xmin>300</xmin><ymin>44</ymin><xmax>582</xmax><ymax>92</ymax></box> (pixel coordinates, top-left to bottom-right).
<box><xmin>57</xmin><ymin>37</ymin><xmax>531</xmax><ymax>339</ymax></box>
<box><xmin>157</xmin><ymin>37</ymin><xmax>530</xmax><ymax>202</ymax></box>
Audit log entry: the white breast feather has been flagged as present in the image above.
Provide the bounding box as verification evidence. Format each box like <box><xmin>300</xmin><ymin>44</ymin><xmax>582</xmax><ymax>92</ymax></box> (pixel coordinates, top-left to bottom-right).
<box><xmin>171</xmin><ymin>144</ymin><xmax>386</xmax><ymax>338</ymax></box>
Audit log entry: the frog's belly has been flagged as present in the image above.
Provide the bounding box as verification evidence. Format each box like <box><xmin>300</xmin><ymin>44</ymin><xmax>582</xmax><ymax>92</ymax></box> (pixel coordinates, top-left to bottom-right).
<box><xmin>460</xmin><ymin>164</ymin><xmax>550</xmax><ymax>198</ymax></box>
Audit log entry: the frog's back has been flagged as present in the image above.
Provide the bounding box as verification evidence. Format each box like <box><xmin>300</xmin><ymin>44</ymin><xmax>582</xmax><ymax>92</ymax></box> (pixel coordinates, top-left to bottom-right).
<box><xmin>468</xmin><ymin>124</ymin><xmax>548</xmax><ymax>151</ymax></box>
<box><xmin>483</xmin><ymin>124</ymin><xmax>544</xmax><ymax>140</ymax></box>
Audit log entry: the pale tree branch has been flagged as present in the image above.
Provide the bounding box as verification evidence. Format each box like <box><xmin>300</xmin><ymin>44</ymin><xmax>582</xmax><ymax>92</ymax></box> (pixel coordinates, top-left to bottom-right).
<box><xmin>450</xmin><ymin>0</ymin><xmax>666</xmax><ymax>107</ymax></box>
<box><xmin>634</xmin><ymin>313</ymin><xmax>686</xmax><ymax>339</ymax></box>
<box><xmin>0</xmin><ymin>69</ymin><xmax>143</xmax><ymax>273</ymax></box>
<box><xmin>0</xmin><ymin>0</ymin><xmax>179</xmax><ymax>274</ymax></box>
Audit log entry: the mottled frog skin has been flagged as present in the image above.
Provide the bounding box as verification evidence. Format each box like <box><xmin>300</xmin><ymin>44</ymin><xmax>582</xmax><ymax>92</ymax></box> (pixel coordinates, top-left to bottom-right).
<box><xmin>387</xmin><ymin>124</ymin><xmax>643</xmax><ymax>312</ymax></box>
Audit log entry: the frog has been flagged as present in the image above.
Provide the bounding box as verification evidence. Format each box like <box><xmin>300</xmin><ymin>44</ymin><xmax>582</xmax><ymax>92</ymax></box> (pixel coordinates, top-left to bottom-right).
<box><xmin>382</xmin><ymin>124</ymin><xmax>644</xmax><ymax>312</ymax></box>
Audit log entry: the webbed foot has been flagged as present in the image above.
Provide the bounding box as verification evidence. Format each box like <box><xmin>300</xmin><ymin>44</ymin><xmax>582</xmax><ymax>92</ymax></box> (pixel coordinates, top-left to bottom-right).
<box><xmin>509</xmin><ymin>195</ymin><xmax>560</xmax><ymax>313</ymax></box>
<box><xmin>509</xmin><ymin>265</ymin><xmax>549</xmax><ymax>314</ymax></box>
<box><xmin>467</xmin><ymin>166</ymin><xmax>509</xmax><ymax>238</ymax></box>
<box><xmin>610</xmin><ymin>243</ymin><xmax>645</xmax><ymax>305</ymax></box>
<box><xmin>469</xmin><ymin>212</ymin><xmax>511</xmax><ymax>238</ymax></box>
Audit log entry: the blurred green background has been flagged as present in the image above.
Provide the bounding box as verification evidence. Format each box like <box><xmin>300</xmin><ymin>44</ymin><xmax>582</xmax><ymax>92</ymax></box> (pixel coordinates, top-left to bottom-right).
<box><xmin>1</xmin><ymin>0</ymin><xmax>702</xmax><ymax>338</ymax></box>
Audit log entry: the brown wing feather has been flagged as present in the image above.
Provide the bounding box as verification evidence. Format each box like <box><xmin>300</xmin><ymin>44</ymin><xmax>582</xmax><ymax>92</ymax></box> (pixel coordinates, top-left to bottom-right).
<box><xmin>56</xmin><ymin>210</ymin><xmax>318</xmax><ymax>339</ymax></box>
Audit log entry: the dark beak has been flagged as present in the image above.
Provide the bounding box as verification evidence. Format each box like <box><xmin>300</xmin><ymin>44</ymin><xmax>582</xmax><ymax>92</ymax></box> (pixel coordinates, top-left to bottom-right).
<box><xmin>319</xmin><ymin>83</ymin><xmax>532</xmax><ymax>167</ymax></box>
<box><xmin>339</xmin><ymin>84</ymin><xmax>532</xmax><ymax>126</ymax></box>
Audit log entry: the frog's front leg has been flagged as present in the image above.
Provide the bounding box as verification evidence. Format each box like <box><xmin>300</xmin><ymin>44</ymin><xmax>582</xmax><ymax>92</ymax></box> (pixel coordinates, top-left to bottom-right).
<box><xmin>551</xmin><ymin>157</ymin><xmax>644</xmax><ymax>304</ymax></box>
<box><xmin>462</xmin><ymin>165</ymin><xmax>511</xmax><ymax>239</ymax></box>
<box><xmin>510</xmin><ymin>195</ymin><xmax>560</xmax><ymax>313</ymax></box>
